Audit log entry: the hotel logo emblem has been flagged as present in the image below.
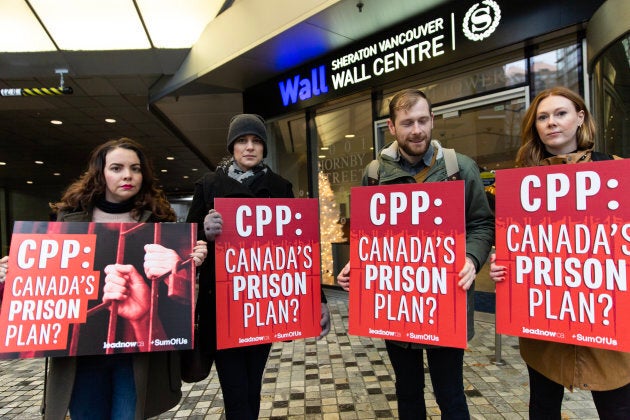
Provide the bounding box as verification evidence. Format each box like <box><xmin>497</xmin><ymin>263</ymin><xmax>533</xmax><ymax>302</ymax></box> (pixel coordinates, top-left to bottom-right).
<box><xmin>463</xmin><ymin>0</ymin><xmax>501</xmax><ymax>42</ymax></box>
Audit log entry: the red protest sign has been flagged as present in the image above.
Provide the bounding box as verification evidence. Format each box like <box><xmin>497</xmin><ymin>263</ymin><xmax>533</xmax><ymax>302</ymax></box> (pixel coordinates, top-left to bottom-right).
<box><xmin>214</xmin><ymin>198</ymin><xmax>322</xmax><ymax>349</ymax></box>
<box><xmin>495</xmin><ymin>160</ymin><xmax>630</xmax><ymax>351</ymax></box>
<box><xmin>348</xmin><ymin>182</ymin><xmax>467</xmax><ymax>348</ymax></box>
<box><xmin>0</xmin><ymin>221</ymin><xmax>196</xmax><ymax>359</ymax></box>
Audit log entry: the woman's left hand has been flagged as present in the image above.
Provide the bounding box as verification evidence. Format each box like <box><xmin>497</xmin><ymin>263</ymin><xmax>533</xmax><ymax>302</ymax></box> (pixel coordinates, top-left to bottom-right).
<box><xmin>489</xmin><ymin>253</ymin><xmax>507</xmax><ymax>282</ymax></box>
<box><xmin>190</xmin><ymin>240</ymin><xmax>208</xmax><ymax>267</ymax></box>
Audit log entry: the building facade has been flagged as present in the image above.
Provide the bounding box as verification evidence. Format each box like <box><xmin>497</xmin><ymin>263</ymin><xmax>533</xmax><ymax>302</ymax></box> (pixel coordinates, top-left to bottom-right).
<box><xmin>242</xmin><ymin>0</ymin><xmax>628</xmax><ymax>285</ymax></box>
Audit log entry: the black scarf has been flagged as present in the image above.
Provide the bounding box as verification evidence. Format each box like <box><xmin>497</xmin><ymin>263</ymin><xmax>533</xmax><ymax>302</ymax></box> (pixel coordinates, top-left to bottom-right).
<box><xmin>94</xmin><ymin>196</ymin><xmax>135</xmax><ymax>214</ymax></box>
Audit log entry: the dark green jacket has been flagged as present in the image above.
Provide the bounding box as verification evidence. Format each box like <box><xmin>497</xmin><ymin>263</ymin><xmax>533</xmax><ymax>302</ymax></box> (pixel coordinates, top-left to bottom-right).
<box><xmin>363</xmin><ymin>140</ymin><xmax>495</xmax><ymax>344</ymax></box>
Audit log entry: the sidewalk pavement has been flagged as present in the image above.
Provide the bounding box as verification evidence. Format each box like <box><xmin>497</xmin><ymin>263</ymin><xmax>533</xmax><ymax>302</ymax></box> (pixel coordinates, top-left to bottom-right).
<box><xmin>0</xmin><ymin>288</ymin><xmax>599</xmax><ymax>419</ymax></box>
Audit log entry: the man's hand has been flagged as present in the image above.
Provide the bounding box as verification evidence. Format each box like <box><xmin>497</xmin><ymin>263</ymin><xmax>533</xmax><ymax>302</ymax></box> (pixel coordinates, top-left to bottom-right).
<box><xmin>337</xmin><ymin>262</ymin><xmax>350</xmax><ymax>291</ymax></box>
<box><xmin>457</xmin><ymin>257</ymin><xmax>476</xmax><ymax>290</ymax></box>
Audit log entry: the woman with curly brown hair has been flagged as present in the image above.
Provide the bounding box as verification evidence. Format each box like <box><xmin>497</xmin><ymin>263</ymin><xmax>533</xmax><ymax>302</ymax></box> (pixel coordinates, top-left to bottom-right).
<box><xmin>490</xmin><ymin>87</ymin><xmax>629</xmax><ymax>419</ymax></box>
<box><xmin>39</xmin><ymin>138</ymin><xmax>207</xmax><ymax>420</ymax></box>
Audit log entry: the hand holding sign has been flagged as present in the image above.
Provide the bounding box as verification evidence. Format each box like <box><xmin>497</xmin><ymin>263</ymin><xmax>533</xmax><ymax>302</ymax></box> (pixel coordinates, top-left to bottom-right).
<box><xmin>189</xmin><ymin>241</ymin><xmax>208</xmax><ymax>267</ymax></box>
<box><xmin>337</xmin><ymin>262</ymin><xmax>350</xmax><ymax>291</ymax></box>
<box><xmin>0</xmin><ymin>255</ymin><xmax>7</xmax><ymax>284</ymax></box>
<box><xmin>489</xmin><ymin>254</ymin><xmax>506</xmax><ymax>282</ymax></box>
<box><xmin>203</xmin><ymin>209</ymin><xmax>223</xmax><ymax>241</ymax></box>
<box><xmin>457</xmin><ymin>257</ymin><xmax>476</xmax><ymax>291</ymax></box>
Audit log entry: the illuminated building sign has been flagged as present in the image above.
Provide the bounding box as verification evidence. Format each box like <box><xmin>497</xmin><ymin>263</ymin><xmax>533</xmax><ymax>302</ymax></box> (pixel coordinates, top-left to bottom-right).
<box><xmin>279</xmin><ymin>65</ymin><xmax>328</xmax><ymax>106</ymax></box>
<box><xmin>276</xmin><ymin>14</ymin><xmax>452</xmax><ymax>108</ymax></box>
<box><xmin>246</xmin><ymin>0</ymin><xmax>603</xmax><ymax>117</ymax></box>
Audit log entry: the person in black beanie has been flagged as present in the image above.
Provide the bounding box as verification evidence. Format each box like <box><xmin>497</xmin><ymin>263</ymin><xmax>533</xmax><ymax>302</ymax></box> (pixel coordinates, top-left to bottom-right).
<box><xmin>226</xmin><ymin>113</ymin><xmax>269</xmax><ymax>157</ymax></box>
<box><xmin>186</xmin><ymin>113</ymin><xmax>331</xmax><ymax>420</ymax></box>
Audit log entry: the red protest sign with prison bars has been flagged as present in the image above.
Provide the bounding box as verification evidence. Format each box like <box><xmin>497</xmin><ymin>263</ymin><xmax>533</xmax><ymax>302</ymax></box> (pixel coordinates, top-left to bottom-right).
<box><xmin>0</xmin><ymin>221</ymin><xmax>196</xmax><ymax>359</ymax></box>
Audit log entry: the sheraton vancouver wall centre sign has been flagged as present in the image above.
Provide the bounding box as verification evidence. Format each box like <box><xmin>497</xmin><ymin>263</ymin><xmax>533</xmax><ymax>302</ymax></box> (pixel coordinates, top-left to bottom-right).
<box><xmin>245</xmin><ymin>0</ymin><xmax>601</xmax><ymax>116</ymax></box>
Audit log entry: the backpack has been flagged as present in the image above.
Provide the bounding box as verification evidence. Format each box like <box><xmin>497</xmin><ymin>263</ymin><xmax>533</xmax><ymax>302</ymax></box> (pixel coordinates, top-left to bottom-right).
<box><xmin>366</xmin><ymin>147</ymin><xmax>460</xmax><ymax>185</ymax></box>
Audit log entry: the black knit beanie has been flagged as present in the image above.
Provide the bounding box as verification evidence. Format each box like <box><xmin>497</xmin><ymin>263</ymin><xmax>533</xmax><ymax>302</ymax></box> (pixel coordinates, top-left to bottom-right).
<box><xmin>227</xmin><ymin>114</ymin><xmax>268</xmax><ymax>157</ymax></box>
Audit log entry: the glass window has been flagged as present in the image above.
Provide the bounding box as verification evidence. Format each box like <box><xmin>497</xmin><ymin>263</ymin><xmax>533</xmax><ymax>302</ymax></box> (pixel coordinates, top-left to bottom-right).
<box><xmin>432</xmin><ymin>96</ymin><xmax>526</xmax><ymax>171</ymax></box>
<box><xmin>267</xmin><ymin>114</ymin><xmax>310</xmax><ymax>198</ymax></box>
<box><xmin>314</xmin><ymin>95</ymin><xmax>373</xmax><ymax>284</ymax></box>
<box><xmin>375</xmin><ymin>90</ymin><xmax>527</xmax><ymax>172</ymax></box>
<box><xmin>315</xmin><ymin>96</ymin><xmax>373</xmax><ymax>220</ymax></box>
<box><xmin>378</xmin><ymin>58</ymin><xmax>527</xmax><ymax>118</ymax></box>
<box><xmin>592</xmin><ymin>32</ymin><xmax>630</xmax><ymax>158</ymax></box>
<box><xmin>530</xmin><ymin>44</ymin><xmax>580</xmax><ymax>96</ymax></box>
<box><xmin>168</xmin><ymin>197</ymin><xmax>192</xmax><ymax>223</ymax></box>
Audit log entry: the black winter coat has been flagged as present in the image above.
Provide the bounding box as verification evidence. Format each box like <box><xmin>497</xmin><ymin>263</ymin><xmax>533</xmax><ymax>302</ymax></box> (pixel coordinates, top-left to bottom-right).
<box><xmin>185</xmin><ymin>167</ymin><xmax>296</xmax><ymax>356</ymax></box>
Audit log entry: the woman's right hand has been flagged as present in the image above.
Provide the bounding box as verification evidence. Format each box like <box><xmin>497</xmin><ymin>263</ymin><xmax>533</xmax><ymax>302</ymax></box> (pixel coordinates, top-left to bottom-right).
<box><xmin>0</xmin><ymin>256</ymin><xmax>8</xmax><ymax>283</ymax></box>
<box><xmin>489</xmin><ymin>254</ymin><xmax>507</xmax><ymax>282</ymax></box>
<box><xmin>203</xmin><ymin>209</ymin><xmax>223</xmax><ymax>241</ymax></box>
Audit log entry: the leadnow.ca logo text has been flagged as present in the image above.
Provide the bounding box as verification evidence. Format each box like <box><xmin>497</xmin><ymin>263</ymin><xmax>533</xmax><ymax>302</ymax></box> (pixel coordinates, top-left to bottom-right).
<box><xmin>462</xmin><ymin>0</ymin><xmax>501</xmax><ymax>42</ymax></box>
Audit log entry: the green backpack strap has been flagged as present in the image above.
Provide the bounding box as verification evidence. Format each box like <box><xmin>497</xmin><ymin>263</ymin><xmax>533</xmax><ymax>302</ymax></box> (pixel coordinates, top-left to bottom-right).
<box><xmin>366</xmin><ymin>147</ymin><xmax>460</xmax><ymax>184</ymax></box>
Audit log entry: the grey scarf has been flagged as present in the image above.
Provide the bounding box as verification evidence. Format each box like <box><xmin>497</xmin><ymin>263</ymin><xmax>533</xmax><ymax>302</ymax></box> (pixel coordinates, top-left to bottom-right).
<box><xmin>226</xmin><ymin>159</ymin><xmax>268</xmax><ymax>186</ymax></box>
